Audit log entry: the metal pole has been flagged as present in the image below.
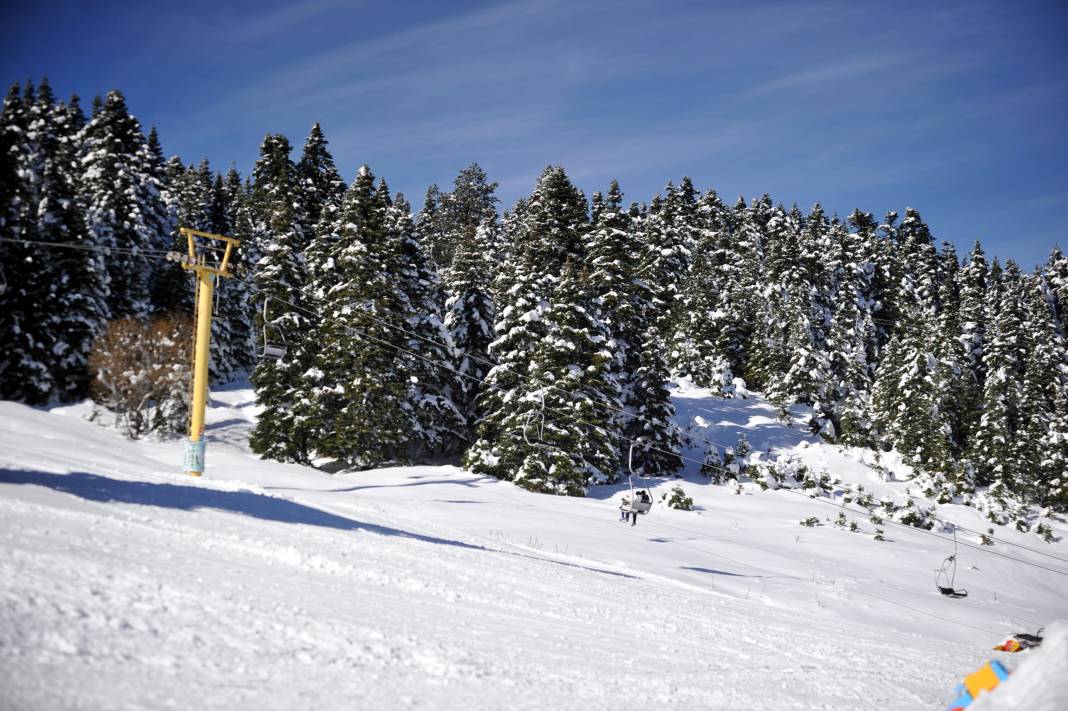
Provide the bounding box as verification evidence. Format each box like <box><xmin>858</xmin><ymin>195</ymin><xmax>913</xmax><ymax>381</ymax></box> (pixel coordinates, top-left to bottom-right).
<box><xmin>185</xmin><ymin>270</ymin><xmax>215</xmax><ymax>476</ymax></box>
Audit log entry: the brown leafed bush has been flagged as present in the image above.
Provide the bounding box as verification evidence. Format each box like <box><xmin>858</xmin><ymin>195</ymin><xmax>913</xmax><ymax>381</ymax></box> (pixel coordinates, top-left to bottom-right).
<box><xmin>89</xmin><ymin>314</ymin><xmax>193</xmax><ymax>439</ymax></box>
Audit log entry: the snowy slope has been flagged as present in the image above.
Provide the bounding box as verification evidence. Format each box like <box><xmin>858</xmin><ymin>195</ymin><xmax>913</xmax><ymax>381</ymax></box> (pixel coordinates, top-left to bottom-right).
<box><xmin>2</xmin><ymin>382</ymin><xmax>1066</xmax><ymax>710</ymax></box>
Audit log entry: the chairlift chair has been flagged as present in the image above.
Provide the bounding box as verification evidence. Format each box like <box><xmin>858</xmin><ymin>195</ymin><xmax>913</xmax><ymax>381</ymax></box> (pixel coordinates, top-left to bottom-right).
<box><xmin>936</xmin><ymin>527</ymin><xmax>968</xmax><ymax>598</ymax></box>
<box><xmin>260</xmin><ymin>297</ymin><xmax>288</xmax><ymax>361</ymax></box>
<box><xmin>621</xmin><ymin>441</ymin><xmax>652</xmax><ymax>515</ymax></box>
<box><xmin>522</xmin><ymin>392</ymin><xmax>553</xmax><ymax>451</ymax></box>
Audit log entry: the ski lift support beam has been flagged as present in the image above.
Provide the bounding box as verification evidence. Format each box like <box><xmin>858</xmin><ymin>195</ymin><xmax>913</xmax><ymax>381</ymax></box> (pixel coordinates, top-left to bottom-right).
<box><xmin>177</xmin><ymin>227</ymin><xmax>240</xmax><ymax>478</ymax></box>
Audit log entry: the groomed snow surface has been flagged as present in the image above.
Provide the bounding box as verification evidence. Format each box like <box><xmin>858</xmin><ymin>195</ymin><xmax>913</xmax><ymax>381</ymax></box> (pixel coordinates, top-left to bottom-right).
<box><xmin>2</xmin><ymin>382</ymin><xmax>1066</xmax><ymax>710</ymax></box>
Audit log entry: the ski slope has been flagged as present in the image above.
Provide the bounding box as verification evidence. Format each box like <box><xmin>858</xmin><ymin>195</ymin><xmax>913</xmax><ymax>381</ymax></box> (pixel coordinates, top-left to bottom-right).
<box><xmin>1</xmin><ymin>382</ymin><xmax>1066</xmax><ymax>710</ymax></box>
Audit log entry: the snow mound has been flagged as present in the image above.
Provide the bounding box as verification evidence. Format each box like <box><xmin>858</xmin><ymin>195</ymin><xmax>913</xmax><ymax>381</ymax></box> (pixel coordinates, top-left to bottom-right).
<box><xmin>971</xmin><ymin>621</ymin><xmax>1068</xmax><ymax>710</ymax></box>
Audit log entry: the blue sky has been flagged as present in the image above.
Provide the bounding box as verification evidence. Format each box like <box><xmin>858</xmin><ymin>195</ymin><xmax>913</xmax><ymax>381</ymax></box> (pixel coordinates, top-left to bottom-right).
<box><xmin>2</xmin><ymin>0</ymin><xmax>1066</xmax><ymax>268</ymax></box>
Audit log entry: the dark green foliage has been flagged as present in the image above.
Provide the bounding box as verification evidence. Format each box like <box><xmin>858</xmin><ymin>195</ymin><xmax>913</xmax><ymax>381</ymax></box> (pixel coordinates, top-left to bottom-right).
<box><xmin>670</xmin><ymin>189</ymin><xmax>745</xmax><ymax>393</ymax></box>
<box><xmin>444</xmin><ymin>217</ymin><xmax>498</xmax><ymax>436</ymax></box>
<box><xmin>296</xmin><ymin>123</ymin><xmax>345</xmax><ymax>237</ymax></box>
<box><xmin>0</xmin><ymin>80</ymin><xmax>107</xmax><ymax>403</ymax></box>
<box><xmin>466</xmin><ymin>167</ymin><xmax>614</xmax><ymax>492</ymax></box>
<box><xmin>387</xmin><ymin>192</ymin><xmax>466</xmax><ymax>457</ymax></box>
<box><xmin>80</xmin><ymin>90</ymin><xmax>167</xmax><ymax>319</ymax></box>
<box><xmin>300</xmin><ymin>167</ymin><xmax>418</xmax><ymax>466</ymax></box>
<box><xmin>625</xmin><ymin>325</ymin><xmax>683</xmax><ymax>477</ymax></box>
<box><xmin>970</xmin><ymin>262</ymin><xmax>1027</xmax><ymax>489</ymax></box>
<box><xmin>416</xmin><ymin>164</ymin><xmax>499</xmax><ymax>271</ymax></box>
<box><xmin>248</xmin><ymin>134</ymin><xmax>312</xmax><ymax>462</ymax></box>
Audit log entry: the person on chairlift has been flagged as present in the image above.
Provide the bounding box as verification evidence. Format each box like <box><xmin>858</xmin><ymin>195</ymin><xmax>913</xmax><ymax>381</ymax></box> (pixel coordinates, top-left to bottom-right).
<box><xmin>630</xmin><ymin>490</ymin><xmax>651</xmax><ymax>526</ymax></box>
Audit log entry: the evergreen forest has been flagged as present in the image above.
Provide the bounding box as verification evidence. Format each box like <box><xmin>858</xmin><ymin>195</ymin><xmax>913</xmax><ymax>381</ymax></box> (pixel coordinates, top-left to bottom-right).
<box><xmin>2</xmin><ymin>80</ymin><xmax>1066</xmax><ymax>528</ymax></box>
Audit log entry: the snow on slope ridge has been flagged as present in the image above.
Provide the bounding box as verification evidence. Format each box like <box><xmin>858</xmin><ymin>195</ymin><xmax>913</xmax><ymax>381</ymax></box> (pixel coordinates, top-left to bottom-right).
<box><xmin>1</xmin><ymin>384</ymin><xmax>1066</xmax><ymax>710</ymax></box>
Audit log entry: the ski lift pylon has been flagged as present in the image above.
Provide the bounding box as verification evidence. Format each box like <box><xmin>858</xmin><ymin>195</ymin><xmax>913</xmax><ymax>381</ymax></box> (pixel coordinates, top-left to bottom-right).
<box><xmin>936</xmin><ymin>526</ymin><xmax>968</xmax><ymax>598</ymax></box>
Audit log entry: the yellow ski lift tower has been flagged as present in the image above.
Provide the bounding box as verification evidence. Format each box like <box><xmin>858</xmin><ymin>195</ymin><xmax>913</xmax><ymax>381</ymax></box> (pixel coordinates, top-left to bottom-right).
<box><xmin>172</xmin><ymin>227</ymin><xmax>240</xmax><ymax>477</ymax></box>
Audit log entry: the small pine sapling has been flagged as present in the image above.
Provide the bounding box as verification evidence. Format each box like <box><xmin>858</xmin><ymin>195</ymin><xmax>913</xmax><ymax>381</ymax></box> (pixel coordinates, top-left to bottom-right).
<box><xmin>665</xmin><ymin>484</ymin><xmax>693</xmax><ymax>511</ymax></box>
<box><xmin>854</xmin><ymin>485</ymin><xmax>875</xmax><ymax>509</ymax></box>
<box><xmin>897</xmin><ymin>498</ymin><xmax>935</xmax><ymax>530</ymax></box>
<box><xmin>874</xmin><ymin>528</ymin><xmax>885</xmax><ymax>541</ymax></box>
<box><xmin>701</xmin><ymin>442</ymin><xmax>726</xmax><ymax>483</ymax></box>
<box><xmin>1035</xmin><ymin>522</ymin><xmax>1055</xmax><ymax>543</ymax></box>
<box><xmin>800</xmin><ymin>516</ymin><xmax>820</xmax><ymax>527</ymax></box>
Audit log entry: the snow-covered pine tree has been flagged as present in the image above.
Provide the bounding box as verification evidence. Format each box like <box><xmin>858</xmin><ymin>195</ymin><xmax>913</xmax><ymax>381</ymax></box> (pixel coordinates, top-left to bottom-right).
<box><xmin>769</xmin><ymin>204</ymin><xmax>834</xmax><ymax>435</ymax></box>
<box><xmin>32</xmin><ymin>81</ymin><xmax>107</xmax><ymax>401</ymax></box>
<box><xmin>586</xmin><ymin>181</ymin><xmax>642</xmax><ymax>428</ymax></box>
<box><xmin>0</xmin><ymin>82</ymin><xmax>50</xmax><ymax>401</ymax></box>
<box><xmin>203</xmin><ymin>164</ymin><xmax>254</xmax><ymax>383</ymax></box>
<box><xmin>415</xmin><ymin>183</ymin><xmax>445</xmax><ymax>267</ymax></box>
<box><xmin>444</xmin><ymin>216</ymin><xmax>498</xmax><ymax>437</ymax></box>
<box><xmin>219</xmin><ymin>167</ymin><xmax>257</xmax><ymax>376</ymax></box>
<box><xmin>139</xmin><ymin>125</ymin><xmax>173</xmax><ymax>273</ymax></box>
<box><xmin>464</xmin><ymin>166</ymin><xmax>590</xmax><ymax>486</ymax></box>
<box><xmin>957</xmin><ymin>242</ymin><xmax>989</xmax><ymax>437</ymax></box>
<box><xmin>295</xmin><ymin>123</ymin><xmax>345</xmax><ymax>240</ymax></box>
<box><xmin>247</xmin><ymin>134</ymin><xmax>312</xmax><ymax>462</ymax></box>
<box><xmin>150</xmin><ymin>155</ymin><xmax>190</xmax><ymax>315</ymax></box>
<box><xmin>603</xmin><ymin>186</ymin><xmax>683</xmax><ymax>478</ymax></box>
<box><xmin>436</xmin><ymin>163</ymin><xmax>499</xmax><ymax>274</ymax></box>
<box><xmin>720</xmin><ymin>195</ymin><xmax>765</xmax><ymax>379</ymax></box>
<box><xmin>627</xmin><ymin>323</ymin><xmax>683</xmax><ymax>477</ymax></box>
<box><xmin>387</xmin><ymin>191</ymin><xmax>465</xmax><ymax>457</ymax></box>
<box><xmin>1039</xmin><ymin>386</ymin><xmax>1068</xmax><ymax>511</ymax></box>
<box><xmin>79</xmin><ymin>90</ymin><xmax>167</xmax><ymax>319</ymax></box>
<box><xmin>745</xmin><ymin>204</ymin><xmax>798</xmax><ymax>391</ymax></box>
<box><xmin>826</xmin><ymin>217</ymin><xmax>876</xmax><ymax>445</ymax></box>
<box><xmin>669</xmin><ymin>189</ymin><xmax>744</xmax><ymax>393</ymax></box>
<box><xmin>1045</xmin><ymin>247</ymin><xmax>1068</xmax><ymax>336</ymax></box>
<box><xmin>154</xmin><ymin>158</ymin><xmax>216</xmax><ymax>314</ymax></box>
<box><xmin>872</xmin><ymin>210</ymin><xmax>903</xmax><ymax>342</ymax></box>
<box><xmin>641</xmin><ymin>179</ymin><xmax>697</xmax><ymax>346</ymax></box>
<box><xmin>931</xmin><ymin>242</ymin><xmax>976</xmax><ymax>465</ymax></box>
<box><xmin>1014</xmin><ymin>273</ymin><xmax>1067</xmax><ymax>504</ymax></box>
<box><xmin>0</xmin><ymin>81</ymin><xmax>108</xmax><ymax>402</ymax></box>
<box><xmin>970</xmin><ymin>260</ymin><xmax>1027</xmax><ymax>491</ymax></box>
<box><xmin>303</xmin><ymin>167</ymin><xmax>420</xmax><ymax>467</ymax></box>
<box><xmin>145</xmin><ymin>126</ymin><xmax>165</xmax><ymax>178</ymax></box>
<box><xmin>514</xmin><ymin>260</ymin><xmax>623</xmax><ymax>494</ymax></box>
<box><xmin>870</xmin><ymin>315</ymin><xmax>954</xmax><ymax>480</ymax></box>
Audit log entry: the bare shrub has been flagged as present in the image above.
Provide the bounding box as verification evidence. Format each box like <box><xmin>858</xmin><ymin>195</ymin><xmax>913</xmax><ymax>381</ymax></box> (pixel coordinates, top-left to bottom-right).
<box><xmin>89</xmin><ymin>314</ymin><xmax>193</xmax><ymax>439</ymax></box>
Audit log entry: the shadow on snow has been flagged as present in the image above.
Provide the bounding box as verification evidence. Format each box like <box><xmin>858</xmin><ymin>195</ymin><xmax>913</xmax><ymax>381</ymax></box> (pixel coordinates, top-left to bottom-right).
<box><xmin>0</xmin><ymin>468</ymin><xmax>637</xmax><ymax>580</ymax></box>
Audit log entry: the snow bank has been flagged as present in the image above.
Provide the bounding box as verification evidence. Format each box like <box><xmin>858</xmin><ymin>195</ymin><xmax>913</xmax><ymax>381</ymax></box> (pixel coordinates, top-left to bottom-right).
<box><xmin>971</xmin><ymin>621</ymin><xmax>1068</xmax><ymax>711</ymax></box>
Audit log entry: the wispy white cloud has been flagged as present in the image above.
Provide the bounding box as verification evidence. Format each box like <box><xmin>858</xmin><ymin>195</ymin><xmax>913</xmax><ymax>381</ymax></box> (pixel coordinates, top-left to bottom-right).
<box><xmin>227</xmin><ymin>0</ymin><xmax>365</xmax><ymax>43</ymax></box>
<box><xmin>746</xmin><ymin>54</ymin><xmax>911</xmax><ymax>97</ymax></box>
